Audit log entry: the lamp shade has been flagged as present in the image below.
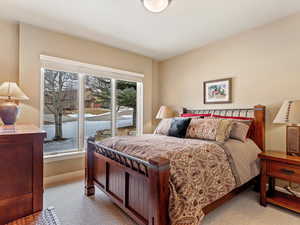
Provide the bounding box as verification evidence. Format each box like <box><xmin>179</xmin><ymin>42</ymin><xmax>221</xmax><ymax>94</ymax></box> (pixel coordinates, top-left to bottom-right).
<box><xmin>156</xmin><ymin>106</ymin><xmax>174</xmax><ymax>119</ymax></box>
<box><xmin>273</xmin><ymin>100</ymin><xmax>300</xmax><ymax>124</ymax></box>
<box><xmin>0</xmin><ymin>82</ymin><xmax>29</xmax><ymax>101</ymax></box>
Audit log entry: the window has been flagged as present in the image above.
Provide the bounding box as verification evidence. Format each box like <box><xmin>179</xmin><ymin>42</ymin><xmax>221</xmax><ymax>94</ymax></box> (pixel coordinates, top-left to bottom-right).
<box><xmin>43</xmin><ymin>69</ymin><xmax>79</xmax><ymax>154</ymax></box>
<box><xmin>116</xmin><ymin>80</ymin><xmax>137</xmax><ymax>136</ymax></box>
<box><xmin>84</xmin><ymin>75</ymin><xmax>112</xmax><ymax>141</ymax></box>
<box><xmin>41</xmin><ymin>56</ymin><xmax>143</xmax><ymax>155</ymax></box>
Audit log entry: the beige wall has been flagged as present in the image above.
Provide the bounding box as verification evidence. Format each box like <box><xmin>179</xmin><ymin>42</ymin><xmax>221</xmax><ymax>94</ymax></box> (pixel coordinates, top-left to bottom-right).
<box><xmin>159</xmin><ymin>13</ymin><xmax>300</xmax><ymax>151</ymax></box>
<box><xmin>17</xmin><ymin>23</ymin><xmax>158</xmax><ymax>177</ymax></box>
<box><xmin>19</xmin><ymin>23</ymin><xmax>156</xmax><ymax>132</ymax></box>
<box><xmin>44</xmin><ymin>158</ymin><xmax>84</xmax><ymax>177</ymax></box>
<box><xmin>0</xmin><ymin>20</ymin><xmax>159</xmax><ymax>177</ymax></box>
<box><xmin>152</xmin><ymin>60</ymin><xmax>161</xmax><ymax>127</ymax></box>
<box><xmin>0</xmin><ymin>19</ymin><xmax>19</xmax><ymax>84</ymax></box>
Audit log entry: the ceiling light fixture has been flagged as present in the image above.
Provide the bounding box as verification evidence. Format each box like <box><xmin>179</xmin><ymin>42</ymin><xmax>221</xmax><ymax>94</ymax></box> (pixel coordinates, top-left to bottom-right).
<box><xmin>141</xmin><ymin>0</ymin><xmax>172</xmax><ymax>13</ymax></box>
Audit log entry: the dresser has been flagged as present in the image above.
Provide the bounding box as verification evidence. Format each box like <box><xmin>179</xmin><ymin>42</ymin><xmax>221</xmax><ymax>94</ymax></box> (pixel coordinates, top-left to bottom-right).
<box><xmin>0</xmin><ymin>125</ymin><xmax>46</xmax><ymax>224</ymax></box>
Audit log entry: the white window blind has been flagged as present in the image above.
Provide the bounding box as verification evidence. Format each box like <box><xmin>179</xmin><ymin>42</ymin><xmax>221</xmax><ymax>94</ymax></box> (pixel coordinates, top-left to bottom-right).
<box><xmin>40</xmin><ymin>55</ymin><xmax>144</xmax><ymax>83</ymax></box>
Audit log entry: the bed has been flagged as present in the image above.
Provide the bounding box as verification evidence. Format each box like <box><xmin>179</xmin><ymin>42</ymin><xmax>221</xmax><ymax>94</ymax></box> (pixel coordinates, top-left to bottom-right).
<box><xmin>85</xmin><ymin>105</ymin><xmax>265</xmax><ymax>225</ymax></box>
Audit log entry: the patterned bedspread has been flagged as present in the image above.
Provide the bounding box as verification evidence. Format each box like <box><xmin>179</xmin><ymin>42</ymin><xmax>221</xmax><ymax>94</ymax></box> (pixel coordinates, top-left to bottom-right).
<box><xmin>100</xmin><ymin>134</ymin><xmax>237</xmax><ymax>225</ymax></box>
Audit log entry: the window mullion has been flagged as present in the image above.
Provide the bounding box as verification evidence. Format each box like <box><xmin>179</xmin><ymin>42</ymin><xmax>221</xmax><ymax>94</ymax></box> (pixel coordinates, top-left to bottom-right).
<box><xmin>40</xmin><ymin>68</ymin><xmax>45</xmax><ymax>128</ymax></box>
<box><xmin>111</xmin><ymin>79</ymin><xmax>116</xmax><ymax>136</ymax></box>
<box><xmin>137</xmin><ymin>82</ymin><xmax>144</xmax><ymax>135</ymax></box>
<box><xmin>78</xmin><ymin>73</ymin><xmax>85</xmax><ymax>150</ymax></box>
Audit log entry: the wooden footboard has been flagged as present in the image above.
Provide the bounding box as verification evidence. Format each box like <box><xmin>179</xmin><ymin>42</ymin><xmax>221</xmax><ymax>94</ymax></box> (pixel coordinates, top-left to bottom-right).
<box><xmin>85</xmin><ymin>137</ymin><xmax>170</xmax><ymax>225</ymax></box>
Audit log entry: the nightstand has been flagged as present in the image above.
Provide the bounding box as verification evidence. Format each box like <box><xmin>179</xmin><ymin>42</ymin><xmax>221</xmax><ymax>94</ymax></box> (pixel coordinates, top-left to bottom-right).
<box><xmin>258</xmin><ymin>151</ymin><xmax>300</xmax><ymax>213</ymax></box>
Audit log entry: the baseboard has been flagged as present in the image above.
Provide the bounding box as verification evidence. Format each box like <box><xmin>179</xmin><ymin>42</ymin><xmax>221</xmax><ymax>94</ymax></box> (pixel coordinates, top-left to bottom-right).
<box><xmin>44</xmin><ymin>170</ymin><xmax>84</xmax><ymax>187</ymax></box>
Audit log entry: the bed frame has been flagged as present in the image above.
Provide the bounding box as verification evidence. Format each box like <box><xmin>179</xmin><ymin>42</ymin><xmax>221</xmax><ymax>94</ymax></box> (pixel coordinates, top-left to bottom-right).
<box><xmin>85</xmin><ymin>105</ymin><xmax>265</xmax><ymax>225</ymax></box>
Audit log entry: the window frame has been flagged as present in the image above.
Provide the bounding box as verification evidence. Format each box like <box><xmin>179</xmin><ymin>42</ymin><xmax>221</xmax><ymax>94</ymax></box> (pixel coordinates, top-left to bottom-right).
<box><xmin>40</xmin><ymin>56</ymin><xmax>144</xmax><ymax>157</ymax></box>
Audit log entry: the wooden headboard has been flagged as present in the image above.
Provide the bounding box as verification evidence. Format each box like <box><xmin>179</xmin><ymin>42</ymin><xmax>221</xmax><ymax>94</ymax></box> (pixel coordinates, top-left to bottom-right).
<box><xmin>183</xmin><ymin>105</ymin><xmax>266</xmax><ymax>151</ymax></box>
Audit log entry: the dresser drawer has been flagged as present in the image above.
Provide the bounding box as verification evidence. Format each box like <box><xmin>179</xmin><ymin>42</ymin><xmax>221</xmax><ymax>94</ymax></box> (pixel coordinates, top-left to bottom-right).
<box><xmin>267</xmin><ymin>161</ymin><xmax>300</xmax><ymax>183</ymax></box>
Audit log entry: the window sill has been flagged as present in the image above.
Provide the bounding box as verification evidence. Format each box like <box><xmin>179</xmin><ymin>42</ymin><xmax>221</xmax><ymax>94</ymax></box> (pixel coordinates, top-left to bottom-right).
<box><xmin>44</xmin><ymin>151</ymin><xmax>85</xmax><ymax>163</ymax></box>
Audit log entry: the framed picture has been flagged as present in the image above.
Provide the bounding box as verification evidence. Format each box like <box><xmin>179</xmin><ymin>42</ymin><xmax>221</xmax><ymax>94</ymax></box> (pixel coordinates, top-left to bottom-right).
<box><xmin>204</xmin><ymin>78</ymin><xmax>232</xmax><ymax>104</ymax></box>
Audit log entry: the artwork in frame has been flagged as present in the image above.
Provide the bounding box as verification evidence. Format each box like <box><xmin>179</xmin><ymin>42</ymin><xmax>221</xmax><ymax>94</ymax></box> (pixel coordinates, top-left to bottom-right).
<box><xmin>204</xmin><ymin>78</ymin><xmax>232</xmax><ymax>104</ymax></box>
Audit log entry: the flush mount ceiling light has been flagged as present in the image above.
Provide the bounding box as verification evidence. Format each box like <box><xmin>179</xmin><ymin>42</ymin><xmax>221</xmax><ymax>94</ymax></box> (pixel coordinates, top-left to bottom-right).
<box><xmin>141</xmin><ymin>0</ymin><xmax>172</xmax><ymax>13</ymax></box>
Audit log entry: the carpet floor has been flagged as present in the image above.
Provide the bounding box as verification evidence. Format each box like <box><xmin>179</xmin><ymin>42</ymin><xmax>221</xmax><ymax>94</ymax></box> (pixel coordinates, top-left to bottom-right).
<box><xmin>44</xmin><ymin>180</ymin><xmax>300</xmax><ymax>225</ymax></box>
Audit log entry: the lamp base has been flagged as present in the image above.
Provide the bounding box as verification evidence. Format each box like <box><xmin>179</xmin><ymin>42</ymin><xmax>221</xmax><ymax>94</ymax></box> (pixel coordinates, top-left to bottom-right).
<box><xmin>0</xmin><ymin>101</ymin><xmax>19</xmax><ymax>125</ymax></box>
<box><xmin>286</xmin><ymin>126</ymin><xmax>300</xmax><ymax>156</ymax></box>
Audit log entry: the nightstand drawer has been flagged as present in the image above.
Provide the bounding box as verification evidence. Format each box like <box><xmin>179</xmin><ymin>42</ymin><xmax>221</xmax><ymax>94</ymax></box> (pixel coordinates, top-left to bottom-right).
<box><xmin>267</xmin><ymin>161</ymin><xmax>300</xmax><ymax>183</ymax></box>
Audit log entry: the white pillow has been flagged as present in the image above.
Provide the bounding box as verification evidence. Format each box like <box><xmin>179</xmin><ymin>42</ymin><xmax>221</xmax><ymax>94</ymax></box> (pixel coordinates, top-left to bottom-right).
<box><xmin>154</xmin><ymin>118</ymin><xmax>172</xmax><ymax>135</ymax></box>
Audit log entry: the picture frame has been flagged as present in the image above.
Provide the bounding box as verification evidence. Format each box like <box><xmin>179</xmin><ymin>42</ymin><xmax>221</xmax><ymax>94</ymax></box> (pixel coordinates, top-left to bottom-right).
<box><xmin>203</xmin><ymin>78</ymin><xmax>232</xmax><ymax>104</ymax></box>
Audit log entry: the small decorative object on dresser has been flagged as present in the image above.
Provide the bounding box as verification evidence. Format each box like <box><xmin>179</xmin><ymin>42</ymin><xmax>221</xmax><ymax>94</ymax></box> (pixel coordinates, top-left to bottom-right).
<box><xmin>0</xmin><ymin>82</ymin><xmax>29</xmax><ymax>125</ymax></box>
<box><xmin>273</xmin><ymin>100</ymin><xmax>300</xmax><ymax>156</ymax></box>
<box><xmin>258</xmin><ymin>151</ymin><xmax>300</xmax><ymax>213</ymax></box>
<box><xmin>0</xmin><ymin>125</ymin><xmax>46</xmax><ymax>224</ymax></box>
<box><xmin>203</xmin><ymin>78</ymin><xmax>232</xmax><ymax>104</ymax></box>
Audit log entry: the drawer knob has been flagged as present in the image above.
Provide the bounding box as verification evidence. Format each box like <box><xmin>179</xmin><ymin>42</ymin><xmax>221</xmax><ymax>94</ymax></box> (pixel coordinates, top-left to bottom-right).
<box><xmin>280</xmin><ymin>168</ymin><xmax>295</xmax><ymax>175</ymax></box>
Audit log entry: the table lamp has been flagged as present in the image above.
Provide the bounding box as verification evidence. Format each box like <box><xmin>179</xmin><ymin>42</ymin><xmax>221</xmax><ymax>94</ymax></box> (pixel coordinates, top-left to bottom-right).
<box><xmin>0</xmin><ymin>82</ymin><xmax>29</xmax><ymax>125</ymax></box>
<box><xmin>156</xmin><ymin>106</ymin><xmax>174</xmax><ymax>119</ymax></box>
<box><xmin>273</xmin><ymin>100</ymin><xmax>300</xmax><ymax>156</ymax></box>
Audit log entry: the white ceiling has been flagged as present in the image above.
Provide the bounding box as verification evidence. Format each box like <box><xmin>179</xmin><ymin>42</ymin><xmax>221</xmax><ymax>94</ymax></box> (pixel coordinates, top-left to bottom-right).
<box><xmin>1</xmin><ymin>0</ymin><xmax>300</xmax><ymax>60</ymax></box>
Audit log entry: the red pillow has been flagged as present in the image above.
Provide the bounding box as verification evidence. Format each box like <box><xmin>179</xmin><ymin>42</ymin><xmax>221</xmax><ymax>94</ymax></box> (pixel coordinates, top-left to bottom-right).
<box><xmin>181</xmin><ymin>113</ymin><xmax>211</xmax><ymax>118</ymax></box>
<box><xmin>212</xmin><ymin>115</ymin><xmax>252</xmax><ymax>120</ymax></box>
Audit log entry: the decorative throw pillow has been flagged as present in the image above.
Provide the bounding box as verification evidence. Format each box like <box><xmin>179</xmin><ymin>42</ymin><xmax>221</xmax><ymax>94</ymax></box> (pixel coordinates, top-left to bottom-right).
<box><xmin>230</xmin><ymin>121</ymin><xmax>250</xmax><ymax>142</ymax></box>
<box><xmin>181</xmin><ymin>113</ymin><xmax>211</xmax><ymax>118</ymax></box>
<box><xmin>186</xmin><ymin>118</ymin><xmax>233</xmax><ymax>143</ymax></box>
<box><xmin>216</xmin><ymin>119</ymin><xmax>233</xmax><ymax>142</ymax></box>
<box><xmin>154</xmin><ymin>118</ymin><xmax>172</xmax><ymax>135</ymax></box>
<box><xmin>168</xmin><ymin>118</ymin><xmax>191</xmax><ymax>138</ymax></box>
<box><xmin>212</xmin><ymin>115</ymin><xmax>252</xmax><ymax>121</ymax></box>
<box><xmin>212</xmin><ymin>115</ymin><xmax>253</xmax><ymax>137</ymax></box>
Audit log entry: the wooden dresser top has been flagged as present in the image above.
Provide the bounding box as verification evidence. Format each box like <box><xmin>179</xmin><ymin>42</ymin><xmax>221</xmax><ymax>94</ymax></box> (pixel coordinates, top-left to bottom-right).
<box><xmin>258</xmin><ymin>151</ymin><xmax>300</xmax><ymax>166</ymax></box>
<box><xmin>0</xmin><ymin>125</ymin><xmax>46</xmax><ymax>136</ymax></box>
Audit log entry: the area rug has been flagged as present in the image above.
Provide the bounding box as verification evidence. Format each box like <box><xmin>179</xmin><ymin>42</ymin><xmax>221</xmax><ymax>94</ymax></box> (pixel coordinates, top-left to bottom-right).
<box><xmin>7</xmin><ymin>207</ymin><xmax>61</xmax><ymax>225</ymax></box>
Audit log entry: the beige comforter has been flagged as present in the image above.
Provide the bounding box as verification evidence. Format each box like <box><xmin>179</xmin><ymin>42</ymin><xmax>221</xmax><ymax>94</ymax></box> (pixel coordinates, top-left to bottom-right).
<box><xmin>100</xmin><ymin>135</ymin><xmax>238</xmax><ymax>225</ymax></box>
